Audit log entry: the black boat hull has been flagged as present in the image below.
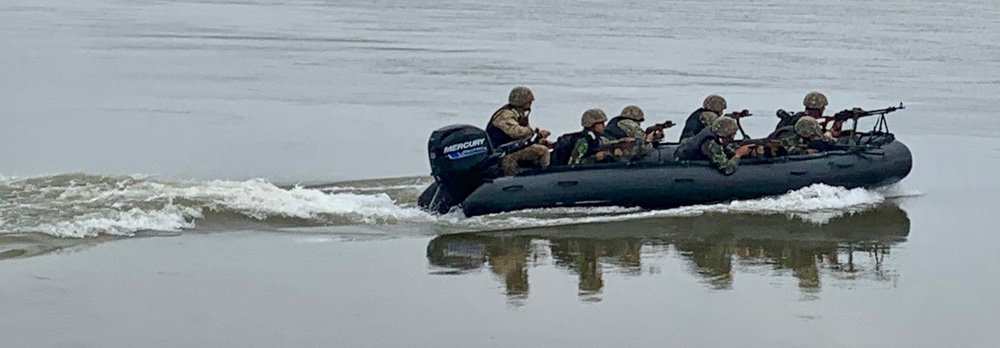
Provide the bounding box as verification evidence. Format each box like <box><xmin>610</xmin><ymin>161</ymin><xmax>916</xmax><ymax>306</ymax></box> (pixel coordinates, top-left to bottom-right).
<box><xmin>456</xmin><ymin>138</ymin><xmax>912</xmax><ymax>217</ymax></box>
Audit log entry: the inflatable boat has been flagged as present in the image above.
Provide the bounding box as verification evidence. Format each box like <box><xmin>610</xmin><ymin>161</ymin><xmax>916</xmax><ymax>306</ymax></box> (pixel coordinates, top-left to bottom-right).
<box><xmin>418</xmin><ymin>124</ymin><xmax>912</xmax><ymax>217</ymax></box>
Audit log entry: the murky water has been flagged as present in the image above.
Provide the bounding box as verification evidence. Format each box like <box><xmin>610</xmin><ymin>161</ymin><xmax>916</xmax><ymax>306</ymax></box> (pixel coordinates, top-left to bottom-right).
<box><xmin>3</xmin><ymin>0</ymin><xmax>1000</xmax><ymax>346</ymax></box>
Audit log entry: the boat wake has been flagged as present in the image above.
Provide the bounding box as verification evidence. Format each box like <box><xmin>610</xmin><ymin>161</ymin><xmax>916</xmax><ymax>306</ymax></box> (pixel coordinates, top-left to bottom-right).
<box><xmin>0</xmin><ymin>173</ymin><xmax>916</xmax><ymax>239</ymax></box>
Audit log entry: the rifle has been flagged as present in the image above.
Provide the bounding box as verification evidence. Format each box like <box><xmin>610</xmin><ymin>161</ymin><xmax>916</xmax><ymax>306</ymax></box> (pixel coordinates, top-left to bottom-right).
<box><xmin>644</xmin><ymin>120</ymin><xmax>676</xmax><ymax>134</ymax></box>
<box><xmin>737</xmin><ymin>138</ymin><xmax>785</xmax><ymax>158</ymax></box>
<box><xmin>495</xmin><ymin>133</ymin><xmax>544</xmax><ymax>156</ymax></box>
<box><xmin>599</xmin><ymin>138</ymin><xmax>637</xmax><ymax>152</ymax></box>
<box><xmin>724</xmin><ymin>109</ymin><xmax>753</xmax><ymax>140</ymax></box>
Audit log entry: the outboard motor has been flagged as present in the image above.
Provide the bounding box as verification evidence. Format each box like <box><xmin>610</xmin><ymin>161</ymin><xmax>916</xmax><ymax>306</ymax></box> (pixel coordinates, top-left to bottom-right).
<box><xmin>419</xmin><ymin>125</ymin><xmax>499</xmax><ymax>214</ymax></box>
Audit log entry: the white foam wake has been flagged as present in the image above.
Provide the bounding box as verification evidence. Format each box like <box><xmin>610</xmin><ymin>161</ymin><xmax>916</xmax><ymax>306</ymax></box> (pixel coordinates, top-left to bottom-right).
<box><xmin>31</xmin><ymin>206</ymin><xmax>201</xmax><ymax>238</ymax></box>
<box><xmin>0</xmin><ymin>173</ymin><xmax>900</xmax><ymax>239</ymax></box>
<box><xmin>0</xmin><ymin>175</ymin><xmax>435</xmax><ymax>238</ymax></box>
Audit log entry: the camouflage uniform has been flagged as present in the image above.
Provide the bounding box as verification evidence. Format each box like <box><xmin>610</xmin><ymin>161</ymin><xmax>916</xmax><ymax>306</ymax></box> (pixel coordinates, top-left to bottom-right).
<box><xmin>568</xmin><ymin>108</ymin><xmax>612</xmax><ymax>165</ymax></box>
<box><xmin>502</xmin><ymin>143</ymin><xmax>551</xmax><ymax>175</ymax></box>
<box><xmin>704</xmin><ymin>142</ymin><xmax>740</xmax><ymax>175</ymax></box>
<box><xmin>680</xmin><ymin>95</ymin><xmax>726</xmax><ymax>141</ymax></box>
<box><xmin>609</xmin><ymin>105</ymin><xmax>651</xmax><ymax>161</ymax></box>
<box><xmin>491</xmin><ymin>108</ymin><xmax>535</xmax><ymax>140</ymax></box>
<box><xmin>493</xmin><ymin>86</ymin><xmax>550</xmax><ymax>175</ymax></box>
<box><xmin>777</xmin><ymin>116</ymin><xmax>825</xmax><ymax>155</ymax></box>
<box><xmin>776</xmin><ymin>132</ymin><xmax>808</xmax><ymax>155</ymax></box>
<box><xmin>776</xmin><ymin>92</ymin><xmax>828</xmax><ymax>130</ymax></box>
<box><xmin>703</xmin><ymin>117</ymin><xmax>741</xmax><ymax>175</ymax></box>
<box><xmin>569</xmin><ymin>133</ymin><xmax>602</xmax><ymax>165</ymax></box>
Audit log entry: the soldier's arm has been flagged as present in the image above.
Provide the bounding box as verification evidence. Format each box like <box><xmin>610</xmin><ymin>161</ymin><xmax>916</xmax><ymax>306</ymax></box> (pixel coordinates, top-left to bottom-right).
<box><xmin>492</xmin><ymin>110</ymin><xmax>535</xmax><ymax>139</ymax></box>
<box><xmin>568</xmin><ymin>138</ymin><xmax>590</xmax><ymax>165</ymax></box>
<box><xmin>601</xmin><ymin>138</ymin><xmax>631</xmax><ymax>146</ymax></box>
<box><xmin>778</xmin><ymin>134</ymin><xmax>807</xmax><ymax>155</ymax></box>
<box><xmin>619</xmin><ymin>120</ymin><xmax>652</xmax><ymax>151</ymax></box>
<box><xmin>705</xmin><ymin>141</ymin><xmax>740</xmax><ymax>175</ymax></box>
<box><xmin>619</xmin><ymin>120</ymin><xmax>644</xmax><ymax>139</ymax></box>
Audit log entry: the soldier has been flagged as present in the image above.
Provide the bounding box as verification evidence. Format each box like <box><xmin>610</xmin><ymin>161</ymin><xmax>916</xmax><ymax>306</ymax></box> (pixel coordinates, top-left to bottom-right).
<box><xmin>602</xmin><ymin>105</ymin><xmax>660</xmax><ymax>161</ymax></box>
<box><xmin>679</xmin><ymin>94</ymin><xmax>727</xmax><ymax>141</ymax></box>
<box><xmin>674</xmin><ymin>116</ymin><xmax>753</xmax><ymax>175</ymax></box>
<box><xmin>486</xmin><ymin>86</ymin><xmax>552</xmax><ymax>175</ymax></box>
<box><xmin>567</xmin><ymin>109</ymin><xmax>613</xmax><ymax>165</ymax></box>
<box><xmin>774</xmin><ymin>117</ymin><xmax>834</xmax><ymax>155</ymax></box>
<box><xmin>776</xmin><ymin>91</ymin><xmax>843</xmax><ymax>139</ymax></box>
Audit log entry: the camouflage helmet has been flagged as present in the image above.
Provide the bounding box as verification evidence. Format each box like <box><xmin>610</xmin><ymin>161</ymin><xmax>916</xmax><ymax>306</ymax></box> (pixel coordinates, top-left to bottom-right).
<box><xmin>620</xmin><ymin>105</ymin><xmax>645</xmax><ymax>121</ymax></box>
<box><xmin>711</xmin><ymin>116</ymin><xmax>738</xmax><ymax>137</ymax></box>
<box><xmin>803</xmin><ymin>91</ymin><xmax>828</xmax><ymax>109</ymax></box>
<box><xmin>508</xmin><ymin>86</ymin><xmax>535</xmax><ymax>107</ymax></box>
<box><xmin>794</xmin><ymin>116</ymin><xmax>823</xmax><ymax>138</ymax></box>
<box><xmin>702</xmin><ymin>94</ymin><xmax>727</xmax><ymax>114</ymax></box>
<box><xmin>581</xmin><ymin>108</ymin><xmax>608</xmax><ymax>128</ymax></box>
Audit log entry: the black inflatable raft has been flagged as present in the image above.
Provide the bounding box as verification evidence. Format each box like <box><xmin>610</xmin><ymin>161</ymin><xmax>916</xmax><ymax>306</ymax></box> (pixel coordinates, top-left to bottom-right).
<box><xmin>418</xmin><ymin>124</ymin><xmax>912</xmax><ymax>217</ymax></box>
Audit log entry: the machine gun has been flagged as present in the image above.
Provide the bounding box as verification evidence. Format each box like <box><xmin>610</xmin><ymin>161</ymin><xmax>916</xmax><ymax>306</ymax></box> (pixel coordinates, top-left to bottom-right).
<box><xmin>826</xmin><ymin>103</ymin><xmax>905</xmax><ymax>122</ymax></box>
<box><xmin>725</xmin><ymin>109</ymin><xmax>752</xmax><ymax>119</ymax></box>
<box><xmin>824</xmin><ymin>103</ymin><xmax>905</xmax><ymax>139</ymax></box>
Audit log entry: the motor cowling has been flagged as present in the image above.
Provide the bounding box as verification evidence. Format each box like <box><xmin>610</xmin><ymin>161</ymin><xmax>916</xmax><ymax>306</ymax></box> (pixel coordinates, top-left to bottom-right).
<box><xmin>422</xmin><ymin>125</ymin><xmax>498</xmax><ymax>213</ymax></box>
<box><xmin>428</xmin><ymin>124</ymin><xmax>493</xmax><ymax>176</ymax></box>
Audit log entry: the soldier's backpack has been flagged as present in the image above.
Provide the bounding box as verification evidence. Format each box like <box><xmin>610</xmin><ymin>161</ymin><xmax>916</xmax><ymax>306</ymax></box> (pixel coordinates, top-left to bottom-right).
<box><xmin>550</xmin><ymin>131</ymin><xmax>586</xmax><ymax>166</ymax></box>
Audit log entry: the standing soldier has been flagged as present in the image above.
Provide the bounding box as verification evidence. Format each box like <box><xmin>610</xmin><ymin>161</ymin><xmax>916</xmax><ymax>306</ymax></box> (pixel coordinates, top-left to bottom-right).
<box><xmin>486</xmin><ymin>86</ymin><xmax>552</xmax><ymax>175</ymax></box>
<box><xmin>679</xmin><ymin>94</ymin><xmax>727</xmax><ymax>141</ymax></box>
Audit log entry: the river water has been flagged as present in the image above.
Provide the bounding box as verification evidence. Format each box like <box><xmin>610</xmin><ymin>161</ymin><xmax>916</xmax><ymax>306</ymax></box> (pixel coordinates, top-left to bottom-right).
<box><xmin>2</xmin><ymin>0</ymin><xmax>1000</xmax><ymax>346</ymax></box>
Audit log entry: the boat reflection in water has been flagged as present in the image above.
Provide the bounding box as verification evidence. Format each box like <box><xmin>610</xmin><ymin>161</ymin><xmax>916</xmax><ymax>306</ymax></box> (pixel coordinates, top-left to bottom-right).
<box><xmin>427</xmin><ymin>204</ymin><xmax>909</xmax><ymax>303</ymax></box>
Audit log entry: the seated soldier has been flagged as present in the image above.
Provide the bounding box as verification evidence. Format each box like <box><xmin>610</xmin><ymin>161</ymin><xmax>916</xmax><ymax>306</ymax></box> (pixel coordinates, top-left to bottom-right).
<box><xmin>679</xmin><ymin>94</ymin><xmax>727</xmax><ymax>141</ymax></box>
<box><xmin>774</xmin><ymin>116</ymin><xmax>835</xmax><ymax>155</ymax></box>
<box><xmin>552</xmin><ymin>109</ymin><xmax>633</xmax><ymax>166</ymax></box>
<box><xmin>674</xmin><ymin>116</ymin><xmax>753</xmax><ymax>175</ymax></box>
<box><xmin>486</xmin><ymin>86</ymin><xmax>552</xmax><ymax>175</ymax></box>
<box><xmin>776</xmin><ymin>91</ymin><xmax>843</xmax><ymax>140</ymax></box>
<box><xmin>602</xmin><ymin>105</ymin><xmax>660</xmax><ymax>161</ymax></box>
